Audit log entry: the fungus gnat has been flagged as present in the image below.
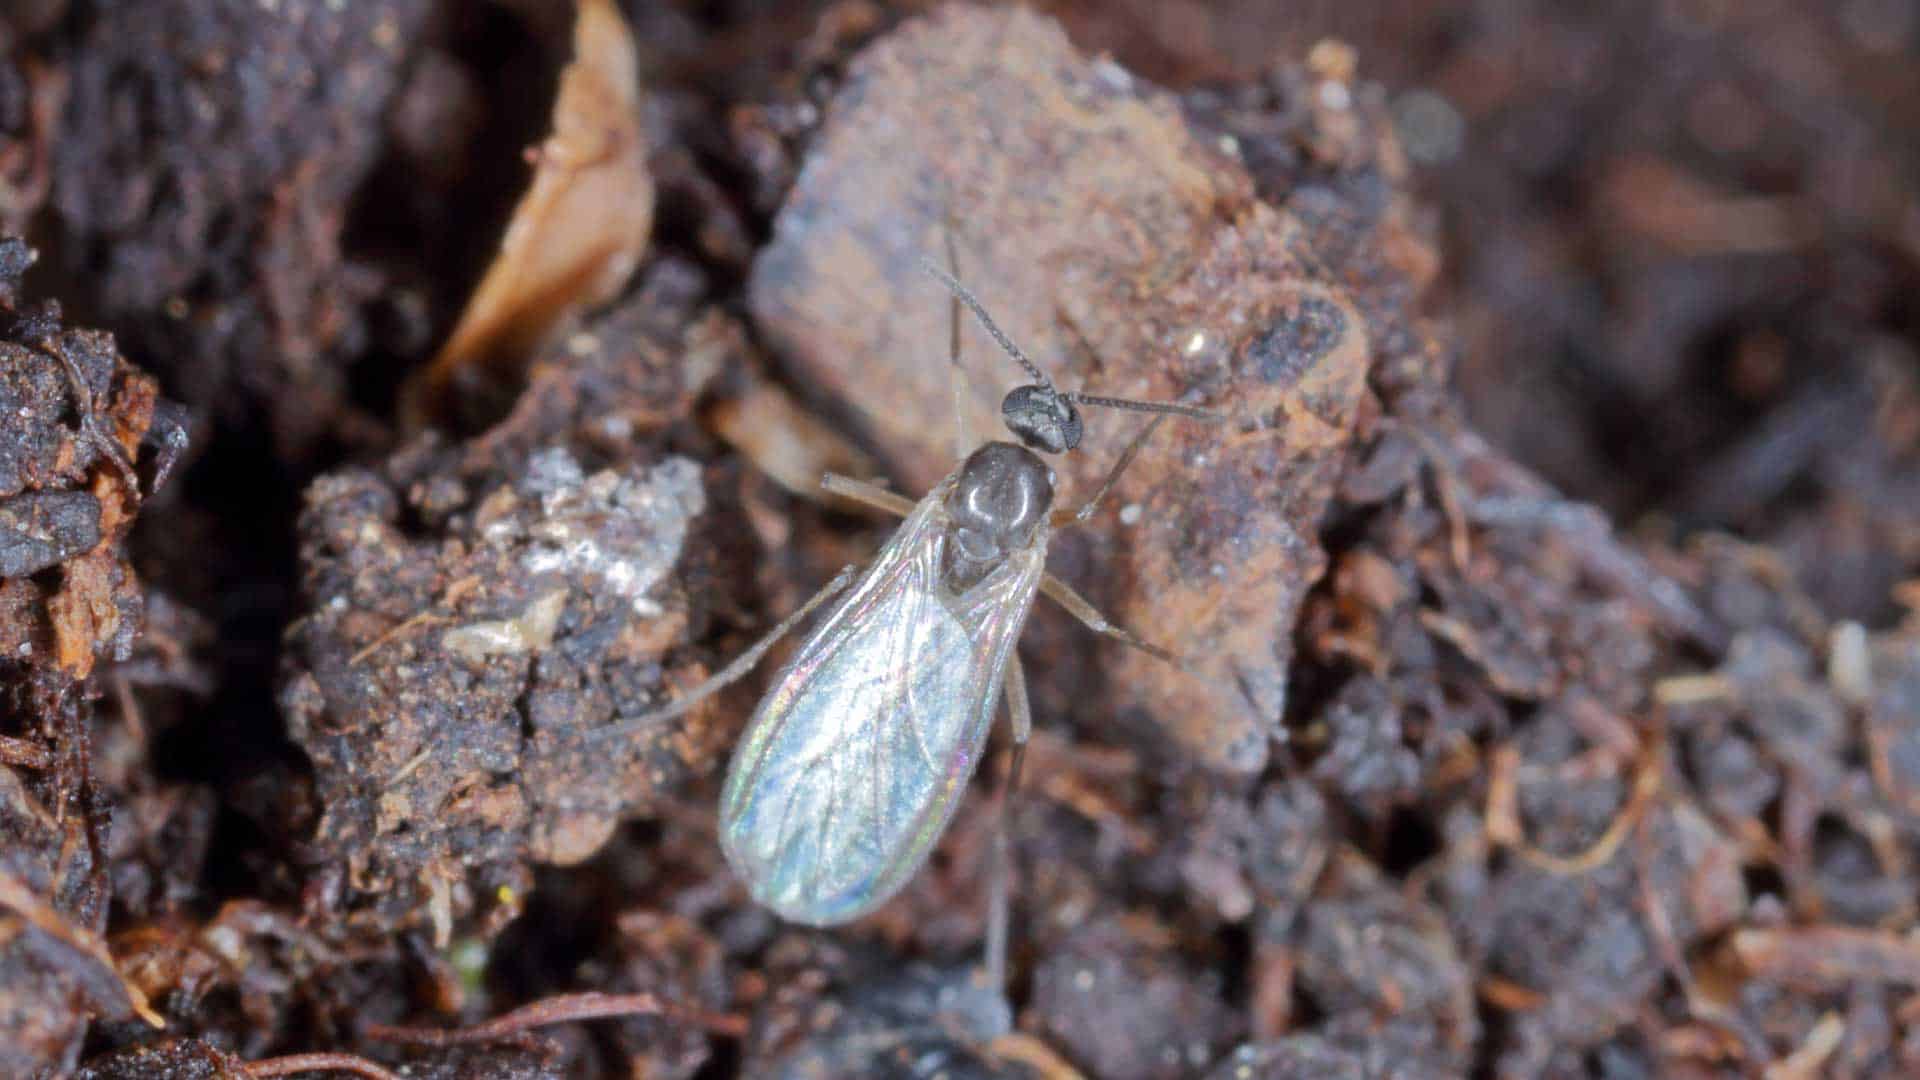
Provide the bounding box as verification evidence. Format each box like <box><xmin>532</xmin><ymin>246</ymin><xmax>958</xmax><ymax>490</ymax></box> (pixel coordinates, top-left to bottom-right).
<box><xmin>594</xmin><ymin>247</ymin><xmax>1220</xmax><ymax>984</ymax></box>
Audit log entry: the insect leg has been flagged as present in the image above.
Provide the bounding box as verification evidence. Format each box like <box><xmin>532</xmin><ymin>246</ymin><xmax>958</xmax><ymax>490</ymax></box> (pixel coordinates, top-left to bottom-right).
<box><xmin>1040</xmin><ymin>572</ymin><xmax>1178</xmax><ymax>665</ymax></box>
<box><xmin>820</xmin><ymin>473</ymin><xmax>916</xmax><ymax>518</ymax></box>
<box><xmin>985</xmin><ymin>653</ymin><xmax>1030</xmax><ymax>993</ymax></box>
<box><xmin>1053</xmin><ymin>412</ymin><xmax>1168</xmax><ymax>528</ymax></box>
<box><xmin>587</xmin><ymin>563</ymin><xmax>863</xmax><ymax>742</ymax></box>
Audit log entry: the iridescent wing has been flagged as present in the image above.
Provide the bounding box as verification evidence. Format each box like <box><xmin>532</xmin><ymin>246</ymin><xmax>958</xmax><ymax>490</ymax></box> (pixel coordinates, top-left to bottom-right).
<box><xmin>718</xmin><ymin>482</ymin><xmax>1046</xmax><ymax>925</ymax></box>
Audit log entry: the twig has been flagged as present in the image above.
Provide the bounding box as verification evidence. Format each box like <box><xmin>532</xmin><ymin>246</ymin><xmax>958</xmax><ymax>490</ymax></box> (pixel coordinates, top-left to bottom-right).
<box><xmin>1477</xmin><ymin>975</ymin><xmax>1546</xmax><ymax>1011</ymax></box>
<box><xmin>1486</xmin><ymin>738</ymin><xmax>1662</xmax><ymax>876</ymax></box>
<box><xmin>1732</xmin><ymin>925</ymin><xmax>1920</xmax><ymax>988</ymax></box>
<box><xmin>110</xmin><ymin>674</ymin><xmax>146</xmax><ymax>746</ymax></box>
<box><xmin>350</xmin><ymin>612</ymin><xmax>449</xmax><ymax>666</ymax></box>
<box><xmin>1632</xmin><ymin>803</ymin><xmax>1771</xmax><ymax>1064</ymax></box>
<box><xmin>362</xmin><ymin>991</ymin><xmax>749</xmax><ymax>1047</ymax></box>
<box><xmin>1762</xmin><ymin>1013</ymin><xmax>1845</xmax><ymax>1080</ymax></box>
<box><xmin>245</xmin><ymin>1052</ymin><xmax>402</xmax><ymax>1080</ymax></box>
<box><xmin>0</xmin><ymin>733</ymin><xmax>53</xmax><ymax>769</ymax></box>
<box><xmin>1653</xmin><ymin>673</ymin><xmax>1734</xmax><ymax>707</ymax></box>
<box><xmin>1410</xmin><ymin>426</ymin><xmax>1472</xmax><ymax>573</ymax></box>
<box><xmin>350</xmin><ymin>576</ymin><xmax>480</xmax><ymax>666</ymax></box>
<box><xmin>50</xmin><ymin>344</ymin><xmax>140</xmax><ymax>494</ymax></box>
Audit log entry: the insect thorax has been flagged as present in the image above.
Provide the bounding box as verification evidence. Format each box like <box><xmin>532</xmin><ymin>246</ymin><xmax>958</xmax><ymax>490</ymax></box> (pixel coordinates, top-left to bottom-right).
<box><xmin>941</xmin><ymin>441</ymin><xmax>1055</xmax><ymax>592</ymax></box>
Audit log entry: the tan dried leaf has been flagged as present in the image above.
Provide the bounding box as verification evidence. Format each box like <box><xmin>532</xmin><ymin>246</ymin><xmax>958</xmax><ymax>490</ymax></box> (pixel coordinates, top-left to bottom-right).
<box><xmin>409</xmin><ymin>0</ymin><xmax>653</xmax><ymax>423</ymax></box>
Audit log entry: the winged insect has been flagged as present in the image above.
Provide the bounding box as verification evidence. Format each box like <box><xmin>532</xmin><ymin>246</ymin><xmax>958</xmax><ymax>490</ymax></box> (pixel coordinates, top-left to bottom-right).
<box><xmin>597</xmin><ymin>243</ymin><xmax>1221</xmax><ymax>983</ymax></box>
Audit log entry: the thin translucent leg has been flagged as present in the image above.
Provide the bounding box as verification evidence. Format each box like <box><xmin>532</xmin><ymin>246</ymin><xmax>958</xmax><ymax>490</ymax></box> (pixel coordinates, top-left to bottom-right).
<box><xmin>985</xmin><ymin>654</ymin><xmax>1029</xmax><ymax>993</ymax></box>
<box><xmin>821</xmin><ymin>472</ymin><xmax>917</xmax><ymax>518</ymax></box>
<box><xmin>1040</xmin><ymin>572</ymin><xmax>1177</xmax><ymax>665</ymax></box>
<box><xmin>1052</xmin><ymin>412</ymin><xmax>1167</xmax><ymax>528</ymax></box>
<box><xmin>588</xmin><ymin>563</ymin><xmax>862</xmax><ymax>743</ymax></box>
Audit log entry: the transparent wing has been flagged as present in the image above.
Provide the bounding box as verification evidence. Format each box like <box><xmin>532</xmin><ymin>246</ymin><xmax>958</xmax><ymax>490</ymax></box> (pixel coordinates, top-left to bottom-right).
<box><xmin>718</xmin><ymin>487</ymin><xmax>1045</xmax><ymax>925</ymax></box>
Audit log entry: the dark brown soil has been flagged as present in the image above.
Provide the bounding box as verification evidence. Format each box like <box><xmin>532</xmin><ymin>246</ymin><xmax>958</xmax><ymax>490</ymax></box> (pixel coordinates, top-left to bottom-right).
<box><xmin>2</xmin><ymin>1</ymin><xmax>1917</xmax><ymax>1077</ymax></box>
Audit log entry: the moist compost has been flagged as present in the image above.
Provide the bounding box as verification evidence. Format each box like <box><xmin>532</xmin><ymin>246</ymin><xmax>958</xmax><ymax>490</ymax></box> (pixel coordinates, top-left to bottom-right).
<box><xmin>3</xmin><ymin>1</ymin><xmax>1918</xmax><ymax>1077</ymax></box>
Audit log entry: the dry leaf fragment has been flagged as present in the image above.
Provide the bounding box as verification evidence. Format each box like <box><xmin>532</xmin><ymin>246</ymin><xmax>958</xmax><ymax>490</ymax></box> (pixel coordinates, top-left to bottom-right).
<box><xmin>408</xmin><ymin>0</ymin><xmax>653</xmax><ymax>425</ymax></box>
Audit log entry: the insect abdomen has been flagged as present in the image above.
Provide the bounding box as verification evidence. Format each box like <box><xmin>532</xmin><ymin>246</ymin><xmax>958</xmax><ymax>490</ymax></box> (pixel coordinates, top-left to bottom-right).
<box><xmin>718</xmin><ymin>585</ymin><xmax>983</xmax><ymax>925</ymax></box>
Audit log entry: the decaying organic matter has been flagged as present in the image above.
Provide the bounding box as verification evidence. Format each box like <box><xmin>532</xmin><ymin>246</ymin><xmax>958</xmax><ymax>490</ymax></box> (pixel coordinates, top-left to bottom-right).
<box><xmin>0</xmin><ymin>238</ymin><xmax>174</xmax><ymax>1073</ymax></box>
<box><xmin>4</xmin><ymin>0</ymin><xmax>1919</xmax><ymax>1076</ymax></box>
<box><xmin>44</xmin><ymin>0</ymin><xmax>434</xmax><ymax>456</ymax></box>
<box><xmin>281</xmin><ymin>263</ymin><xmax>753</xmax><ymax>936</ymax></box>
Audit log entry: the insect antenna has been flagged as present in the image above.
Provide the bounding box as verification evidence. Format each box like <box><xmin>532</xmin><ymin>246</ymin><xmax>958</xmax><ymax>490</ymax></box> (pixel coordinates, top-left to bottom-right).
<box><xmin>920</xmin><ymin>256</ymin><xmax>1225</xmax><ymax>453</ymax></box>
<box><xmin>941</xmin><ymin>224</ymin><xmax>971</xmax><ymax>460</ymax></box>
<box><xmin>917</xmin><ymin>258</ymin><xmax>1055</xmax><ymax>390</ymax></box>
<box><xmin>1063</xmin><ymin>391</ymin><xmax>1223</xmax><ymax>422</ymax></box>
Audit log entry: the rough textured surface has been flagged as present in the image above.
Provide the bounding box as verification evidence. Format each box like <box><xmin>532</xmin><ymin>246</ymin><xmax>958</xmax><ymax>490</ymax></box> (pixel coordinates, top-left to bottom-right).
<box><xmin>47</xmin><ymin>0</ymin><xmax>432</xmax><ymax>454</ymax></box>
<box><xmin>1032</xmin><ymin>914</ymin><xmax>1241</xmax><ymax>1079</ymax></box>
<box><xmin>742</xmin><ymin>953</ymin><xmax>1026</xmax><ymax>1079</ymax></box>
<box><xmin>0</xmin><ymin>489</ymin><xmax>100</xmax><ymax>578</ymax></box>
<box><xmin>281</xmin><ymin>263</ymin><xmax>750</xmax><ymax>934</ymax></box>
<box><xmin>0</xmin><ymin>727</ymin><xmax>118</xmax><ymax>1079</ymax></box>
<box><xmin>0</xmin><ymin>237</ymin><xmax>172</xmax><ymax>1076</ymax></box>
<box><xmin>71</xmin><ymin>1039</ymin><xmax>247</xmax><ymax>1080</ymax></box>
<box><xmin>1421</xmin><ymin>0</ymin><xmax>1920</xmax><ymax>602</ymax></box>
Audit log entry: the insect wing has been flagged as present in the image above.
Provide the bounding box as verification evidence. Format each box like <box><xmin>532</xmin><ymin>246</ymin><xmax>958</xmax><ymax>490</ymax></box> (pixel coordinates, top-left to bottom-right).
<box><xmin>719</xmin><ymin>489</ymin><xmax>1044</xmax><ymax>925</ymax></box>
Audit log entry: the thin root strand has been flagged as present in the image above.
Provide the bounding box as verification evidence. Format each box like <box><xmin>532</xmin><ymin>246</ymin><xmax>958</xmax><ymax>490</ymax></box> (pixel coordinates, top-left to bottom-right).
<box><xmin>362</xmin><ymin>991</ymin><xmax>749</xmax><ymax>1047</ymax></box>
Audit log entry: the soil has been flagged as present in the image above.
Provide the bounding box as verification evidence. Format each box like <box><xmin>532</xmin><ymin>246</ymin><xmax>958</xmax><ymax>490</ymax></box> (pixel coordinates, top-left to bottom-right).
<box><xmin>2</xmin><ymin>1</ymin><xmax>1918</xmax><ymax>1077</ymax></box>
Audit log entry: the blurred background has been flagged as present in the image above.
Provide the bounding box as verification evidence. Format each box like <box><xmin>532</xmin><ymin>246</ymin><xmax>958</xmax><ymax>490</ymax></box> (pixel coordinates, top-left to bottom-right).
<box><xmin>1033</xmin><ymin>0</ymin><xmax>1920</xmax><ymax>626</ymax></box>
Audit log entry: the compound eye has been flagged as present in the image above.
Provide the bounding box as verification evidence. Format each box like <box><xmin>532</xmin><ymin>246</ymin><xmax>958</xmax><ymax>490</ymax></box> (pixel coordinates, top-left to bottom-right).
<box><xmin>1001</xmin><ymin>385</ymin><xmax>1082</xmax><ymax>454</ymax></box>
